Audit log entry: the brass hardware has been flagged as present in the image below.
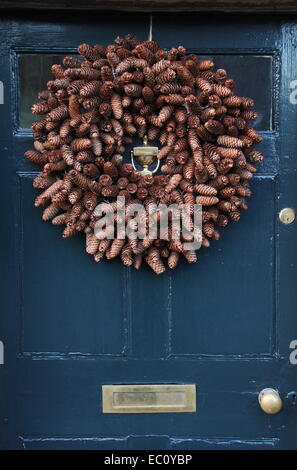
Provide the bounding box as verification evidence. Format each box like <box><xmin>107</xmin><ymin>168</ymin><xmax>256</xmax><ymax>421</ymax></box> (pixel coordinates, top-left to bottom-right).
<box><xmin>102</xmin><ymin>384</ymin><xmax>196</xmax><ymax>413</ymax></box>
<box><xmin>258</xmin><ymin>388</ymin><xmax>282</xmax><ymax>414</ymax></box>
<box><xmin>131</xmin><ymin>136</ymin><xmax>160</xmax><ymax>175</ymax></box>
<box><xmin>279</xmin><ymin>208</ymin><xmax>295</xmax><ymax>225</ymax></box>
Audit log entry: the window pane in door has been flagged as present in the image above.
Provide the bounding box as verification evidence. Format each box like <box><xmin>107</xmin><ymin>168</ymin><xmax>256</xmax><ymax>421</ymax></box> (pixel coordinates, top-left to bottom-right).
<box><xmin>18</xmin><ymin>54</ymin><xmax>65</xmax><ymax>129</ymax></box>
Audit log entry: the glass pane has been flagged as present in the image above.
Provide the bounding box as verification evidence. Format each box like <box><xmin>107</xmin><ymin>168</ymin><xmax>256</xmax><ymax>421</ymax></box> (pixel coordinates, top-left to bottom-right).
<box><xmin>18</xmin><ymin>54</ymin><xmax>65</xmax><ymax>129</ymax></box>
<box><xmin>18</xmin><ymin>53</ymin><xmax>272</xmax><ymax>130</ymax></box>
<box><xmin>199</xmin><ymin>54</ymin><xmax>273</xmax><ymax>131</ymax></box>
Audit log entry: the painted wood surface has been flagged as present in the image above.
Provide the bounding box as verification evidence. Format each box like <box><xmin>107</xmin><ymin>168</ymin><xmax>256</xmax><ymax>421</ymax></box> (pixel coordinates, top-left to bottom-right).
<box><xmin>0</xmin><ymin>11</ymin><xmax>297</xmax><ymax>450</ymax></box>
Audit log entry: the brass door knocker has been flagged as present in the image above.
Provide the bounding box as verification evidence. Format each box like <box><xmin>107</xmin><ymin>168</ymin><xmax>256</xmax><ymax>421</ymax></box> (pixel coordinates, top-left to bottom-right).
<box><xmin>131</xmin><ymin>136</ymin><xmax>160</xmax><ymax>175</ymax></box>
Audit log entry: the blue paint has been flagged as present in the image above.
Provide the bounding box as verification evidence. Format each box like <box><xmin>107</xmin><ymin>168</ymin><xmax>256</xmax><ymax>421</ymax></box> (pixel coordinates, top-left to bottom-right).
<box><xmin>0</xmin><ymin>10</ymin><xmax>297</xmax><ymax>450</ymax></box>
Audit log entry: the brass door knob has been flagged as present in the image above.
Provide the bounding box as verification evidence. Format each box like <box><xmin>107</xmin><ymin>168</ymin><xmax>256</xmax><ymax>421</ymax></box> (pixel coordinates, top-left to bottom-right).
<box><xmin>258</xmin><ymin>388</ymin><xmax>282</xmax><ymax>414</ymax></box>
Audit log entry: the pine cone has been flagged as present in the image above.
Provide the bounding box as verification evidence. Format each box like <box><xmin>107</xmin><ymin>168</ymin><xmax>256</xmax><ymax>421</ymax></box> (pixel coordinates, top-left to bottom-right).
<box><xmin>25</xmin><ymin>150</ymin><xmax>48</xmax><ymax>166</ymax></box>
<box><xmin>217</xmin><ymin>135</ymin><xmax>244</xmax><ymax>148</ymax></box>
<box><xmin>168</xmin><ymin>251</ymin><xmax>180</xmax><ymax>269</ymax></box>
<box><xmin>196</xmin><ymin>195</ymin><xmax>219</xmax><ymax>206</ymax></box>
<box><xmin>183</xmin><ymin>250</ymin><xmax>197</xmax><ymax>263</ymax></box>
<box><xmin>47</xmin><ymin>105</ymin><xmax>69</xmax><ymax>122</ymax></box>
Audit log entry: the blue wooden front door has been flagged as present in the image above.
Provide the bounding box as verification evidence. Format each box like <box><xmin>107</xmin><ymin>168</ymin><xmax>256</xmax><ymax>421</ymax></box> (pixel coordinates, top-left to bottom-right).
<box><xmin>1</xmin><ymin>10</ymin><xmax>297</xmax><ymax>450</ymax></box>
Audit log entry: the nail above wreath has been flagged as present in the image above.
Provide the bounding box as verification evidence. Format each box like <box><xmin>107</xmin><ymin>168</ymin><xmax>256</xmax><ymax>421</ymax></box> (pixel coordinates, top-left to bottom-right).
<box><xmin>24</xmin><ymin>34</ymin><xmax>264</xmax><ymax>274</ymax></box>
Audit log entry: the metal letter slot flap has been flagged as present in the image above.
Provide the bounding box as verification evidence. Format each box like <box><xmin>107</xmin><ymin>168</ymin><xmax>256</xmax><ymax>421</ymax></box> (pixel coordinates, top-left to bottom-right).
<box><xmin>102</xmin><ymin>384</ymin><xmax>196</xmax><ymax>413</ymax></box>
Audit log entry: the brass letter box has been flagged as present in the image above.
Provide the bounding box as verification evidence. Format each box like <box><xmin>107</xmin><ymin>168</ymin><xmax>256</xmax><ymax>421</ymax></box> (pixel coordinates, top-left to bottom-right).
<box><xmin>102</xmin><ymin>384</ymin><xmax>196</xmax><ymax>413</ymax></box>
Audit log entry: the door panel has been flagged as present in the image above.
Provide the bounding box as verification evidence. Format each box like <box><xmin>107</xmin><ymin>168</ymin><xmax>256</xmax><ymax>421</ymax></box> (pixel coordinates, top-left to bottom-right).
<box><xmin>19</xmin><ymin>174</ymin><xmax>128</xmax><ymax>356</ymax></box>
<box><xmin>1</xmin><ymin>11</ymin><xmax>297</xmax><ymax>450</ymax></box>
<box><xmin>169</xmin><ymin>178</ymin><xmax>276</xmax><ymax>356</ymax></box>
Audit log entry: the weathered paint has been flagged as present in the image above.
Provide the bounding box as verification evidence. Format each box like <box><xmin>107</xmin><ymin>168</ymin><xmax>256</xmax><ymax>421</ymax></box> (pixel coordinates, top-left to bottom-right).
<box><xmin>0</xmin><ymin>11</ymin><xmax>297</xmax><ymax>450</ymax></box>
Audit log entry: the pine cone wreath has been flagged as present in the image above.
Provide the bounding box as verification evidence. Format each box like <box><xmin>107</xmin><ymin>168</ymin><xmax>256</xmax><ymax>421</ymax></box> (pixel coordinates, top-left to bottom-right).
<box><xmin>25</xmin><ymin>34</ymin><xmax>264</xmax><ymax>274</ymax></box>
